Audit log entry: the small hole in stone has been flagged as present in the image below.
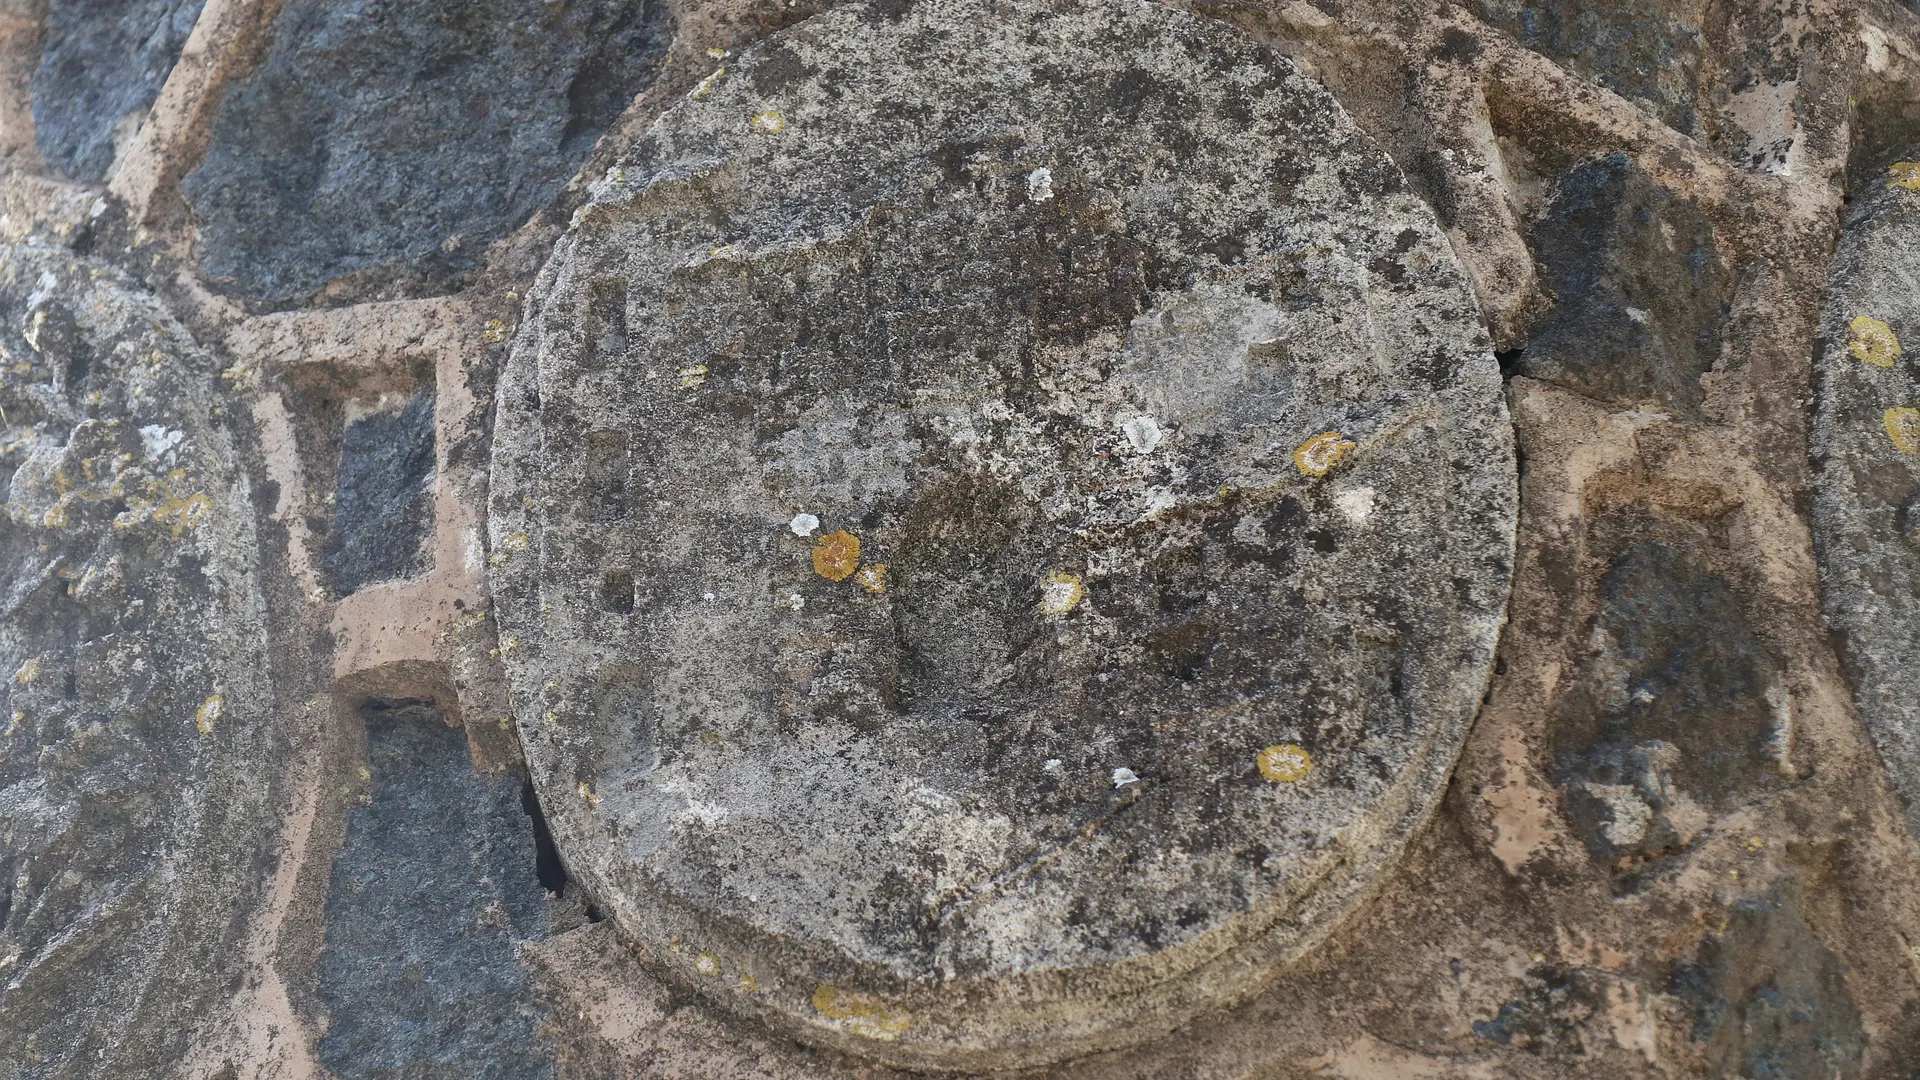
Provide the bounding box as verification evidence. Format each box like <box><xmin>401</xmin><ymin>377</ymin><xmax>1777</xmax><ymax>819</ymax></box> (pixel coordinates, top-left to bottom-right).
<box><xmin>600</xmin><ymin>570</ymin><xmax>635</xmax><ymax>614</ymax></box>
<box><xmin>1495</xmin><ymin>347</ymin><xmax>1526</xmax><ymax>378</ymax></box>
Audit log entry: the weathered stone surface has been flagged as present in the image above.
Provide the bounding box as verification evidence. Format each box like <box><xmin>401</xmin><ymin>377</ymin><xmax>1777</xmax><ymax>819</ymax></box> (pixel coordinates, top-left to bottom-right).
<box><xmin>0</xmin><ymin>244</ymin><xmax>272</xmax><ymax>1075</ymax></box>
<box><xmin>181</xmin><ymin>0</ymin><xmax>672</xmax><ymax>310</ymax></box>
<box><xmin>30</xmin><ymin>0</ymin><xmax>205</xmax><ymax>181</ymax></box>
<box><xmin>325</xmin><ymin>390</ymin><xmax>436</xmax><ymax>595</ymax></box>
<box><xmin>1510</xmin><ymin>154</ymin><xmax>1731</xmax><ymax>417</ymax></box>
<box><xmin>1469</xmin><ymin>0</ymin><xmax>1707</xmax><ymax>134</ymax></box>
<box><xmin>489</xmin><ymin>0</ymin><xmax>1515</xmax><ymax>1068</ymax></box>
<box><xmin>1811</xmin><ymin>165</ymin><xmax>1920</xmax><ymax>839</ymax></box>
<box><xmin>316</xmin><ymin>702</ymin><xmax>556</xmax><ymax>1080</ymax></box>
<box><xmin>1549</xmin><ymin>537</ymin><xmax>1787</xmax><ymax>871</ymax></box>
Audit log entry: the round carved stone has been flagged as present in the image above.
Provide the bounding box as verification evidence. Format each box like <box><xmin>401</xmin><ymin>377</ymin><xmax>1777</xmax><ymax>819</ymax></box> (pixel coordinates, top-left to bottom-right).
<box><xmin>489</xmin><ymin>0</ymin><xmax>1516</xmax><ymax>1068</ymax></box>
<box><xmin>1812</xmin><ymin>167</ymin><xmax>1920</xmax><ymax>839</ymax></box>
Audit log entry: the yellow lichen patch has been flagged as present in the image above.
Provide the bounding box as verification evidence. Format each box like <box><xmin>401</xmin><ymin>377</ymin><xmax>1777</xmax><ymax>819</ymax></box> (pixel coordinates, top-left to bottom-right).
<box><xmin>739</xmin><ymin>972</ymin><xmax>759</xmax><ymax>993</ymax></box>
<box><xmin>811</xmin><ymin>983</ymin><xmax>910</xmax><ymax>1042</ymax></box>
<box><xmin>1037</xmin><ymin>570</ymin><xmax>1084</xmax><ymax>616</ymax></box>
<box><xmin>695</xmin><ymin>952</ymin><xmax>721</xmax><ymax>976</ymax></box>
<box><xmin>854</xmin><ymin>563</ymin><xmax>888</xmax><ymax>594</ymax></box>
<box><xmin>812</xmin><ymin>530</ymin><xmax>861</xmax><ymax>581</ymax></box>
<box><xmin>1849</xmin><ymin>315</ymin><xmax>1902</xmax><ymax>368</ymax></box>
<box><xmin>692</xmin><ymin>67</ymin><xmax>726</xmax><ymax>99</ymax></box>
<box><xmin>12</xmin><ymin>658</ymin><xmax>39</xmax><ymax>685</ymax></box>
<box><xmin>1891</xmin><ymin>162</ymin><xmax>1920</xmax><ymax>191</ymax></box>
<box><xmin>194</xmin><ymin>694</ymin><xmax>225</xmax><ymax>736</ymax></box>
<box><xmin>1886</xmin><ymin>408</ymin><xmax>1920</xmax><ymax>454</ymax></box>
<box><xmin>752</xmin><ymin>109</ymin><xmax>786</xmax><ymax>134</ymax></box>
<box><xmin>1744</xmin><ymin>835</ymin><xmax>1765</xmax><ymax>853</ymax></box>
<box><xmin>577</xmin><ymin>780</ymin><xmax>600</xmax><ymax>808</ymax></box>
<box><xmin>676</xmin><ymin>364</ymin><xmax>709</xmax><ymax>390</ymax></box>
<box><xmin>1256</xmin><ymin>743</ymin><xmax>1313</xmax><ymax>783</ymax></box>
<box><xmin>1293</xmin><ymin>432</ymin><xmax>1356</xmax><ymax>476</ymax></box>
<box><xmin>481</xmin><ymin>318</ymin><xmax>510</xmax><ymax>344</ymax></box>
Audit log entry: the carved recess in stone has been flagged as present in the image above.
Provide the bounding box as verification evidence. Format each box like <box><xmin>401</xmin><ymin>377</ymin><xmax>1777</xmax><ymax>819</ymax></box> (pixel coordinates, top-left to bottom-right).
<box><xmin>0</xmin><ymin>245</ymin><xmax>271</xmax><ymax>1071</ymax></box>
<box><xmin>1812</xmin><ymin>164</ymin><xmax>1920</xmax><ymax>839</ymax></box>
<box><xmin>488</xmin><ymin>0</ymin><xmax>1517</xmax><ymax>1069</ymax></box>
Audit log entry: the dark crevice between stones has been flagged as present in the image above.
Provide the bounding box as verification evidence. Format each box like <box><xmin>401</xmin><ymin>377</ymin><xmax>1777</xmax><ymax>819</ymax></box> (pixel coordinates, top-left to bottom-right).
<box><xmin>522</xmin><ymin>778</ymin><xmax>569</xmax><ymax>898</ymax></box>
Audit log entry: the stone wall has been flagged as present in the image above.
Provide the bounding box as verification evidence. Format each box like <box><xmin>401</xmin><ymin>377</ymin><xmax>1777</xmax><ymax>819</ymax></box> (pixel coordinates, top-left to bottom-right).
<box><xmin>1</xmin><ymin>0</ymin><xmax>1919</xmax><ymax>1077</ymax></box>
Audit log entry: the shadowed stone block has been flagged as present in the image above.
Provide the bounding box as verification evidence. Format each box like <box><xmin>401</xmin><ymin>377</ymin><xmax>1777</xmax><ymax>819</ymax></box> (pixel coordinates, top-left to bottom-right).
<box><xmin>317</xmin><ymin>705</ymin><xmax>555</xmax><ymax>1079</ymax></box>
<box><xmin>326</xmin><ymin>390</ymin><xmax>436</xmax><ymax>595</ymax></box>
<box><xmin>488</xmin><ymin>0</ymin><xmax>1516</xmax><ymax>1069</ymax></box>
<box><xmin>181</xmin><ymin>0</ymin><xmax>671</xmax><ymax>310</ymax></box>
<box><xmin>31</xmin><ymin>0</ymin><xmax>205</xmax><ymax>181</ymax></box>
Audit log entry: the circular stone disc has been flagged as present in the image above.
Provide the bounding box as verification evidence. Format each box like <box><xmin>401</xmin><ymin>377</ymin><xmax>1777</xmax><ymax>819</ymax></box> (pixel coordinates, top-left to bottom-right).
<box><xmin>489</xmin><ymin>0</ymin><xmax>1515</xmax><ymax>1068</ymax></box>
<box><xmin>1812</xmin><ymin>167</ymin><xmax>1920</xmax><ymax>838</ymax></box>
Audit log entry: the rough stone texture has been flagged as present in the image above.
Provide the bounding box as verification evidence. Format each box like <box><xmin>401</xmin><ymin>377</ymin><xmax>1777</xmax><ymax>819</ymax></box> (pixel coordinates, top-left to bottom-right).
<box><xmin>180</xmin><ymin>0</ymin><xmax>672</xmax><ymax>311</ymax></box>
<box><xmin>0</xmin><ymin>244</ymin><xmax>272</xmax><ymax>1075</ymax></box>
<box><xmin>30</xmin><ymin>0</ymin><xmax>205</xmax><ymax>181</ymax></box>
<box><xmin>315</xmin><ymin>703</ymin><xmax>554</xmax><ymax>1080</ymax></box>
<box><xmin>324</xmin><ymin>390</ymin><xmax>435</xmax><ymax>596</ymax></box>
<box><xmin>1811</xmin><ymin>165</ymin><xmax>1920</xmax><ymax>841</ymax></box>
<box><xmin>6</xmin><ymin>0</ymin><xmax>1920</xmax><ymax>1077</ymax></box>
<box><xmin>488</xmin><ymin>0</ymin><xmax>1513</xmax><ymax>1068</ymax></box>
<box><xmin>1510</xmin><ymin>154</ymin><xmax>1732</xmax><ymax>417</ymax></box>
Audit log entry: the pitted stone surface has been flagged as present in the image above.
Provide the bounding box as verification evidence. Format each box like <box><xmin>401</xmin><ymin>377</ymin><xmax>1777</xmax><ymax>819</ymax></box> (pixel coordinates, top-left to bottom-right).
<box><xmin>1812</xmin><ymin>167</ymin><xmax>1920</xmax><ymax>840</ymax></box>
<box><xmin>489</xmin><ymin>0</ymin><xmax>1515</xmax><ymax>1068</ymax></box>
<box><xmin>0</xmin><ymin>245</ymin><xmax>271</xmax><ymax>1074</ymax></box>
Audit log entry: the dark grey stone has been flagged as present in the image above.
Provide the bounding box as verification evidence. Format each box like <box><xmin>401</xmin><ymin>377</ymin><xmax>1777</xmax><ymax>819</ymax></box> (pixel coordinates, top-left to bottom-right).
<box><xmin>1549</xmin><ymin>539</ymin><xmax>1787</xmax><ymax>869</ymax></box>
<box><xmin>317</xmin><ymin>704</ymin><xmax>555</xmax><ymax>1080</ymax></box>
<box><xmin>1810</xmin><ymin>165</ymin><xmax>1920</xmax><ymax>842</ymax></box>
<box><xmin>326</xmin><ymin>390</ymin><xmax>435</xmax><ymax>595</ymax></box>
<box><xmin>487</xmin><ymin>0</ymin><xmax>1516</xmax><ymax>1069</ymax></box>
<box><xmin>1512</xmin><ymin>154</ymin><xmax>1731</xmax><ymax>416</ymax></box>
<box><xmin>1668</xmin><ymin>885</ymin><xmax>1864</xmax><ymax>1080</ymax></box>
<box><xmin>1468</xmin><ymin>0</ymin><xmax>1706</xmax><ymax>134</ymax></box>
<box><xmin>30</xmin><ymin>0</ymin><xmax>205</xmax><ymax>181</ymax></box>
<box><xmin>0</xmin><ymin>244</ymin><xmax>272</xmax><ymax>1075</ymax></box>
<box><xmin>181</xmin><ymin>0</ymin><xmax>671</xmax><ymax>310</ymax></box>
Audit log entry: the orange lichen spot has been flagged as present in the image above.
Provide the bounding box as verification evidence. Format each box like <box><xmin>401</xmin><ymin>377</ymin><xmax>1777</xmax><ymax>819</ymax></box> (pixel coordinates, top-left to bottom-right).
<box><xmin>1850</xmin><ymin>315</ymin><xmax>1902</xmax><ymax>368</ymax></box>
<box><xmin>812</xmin><ymin>530</ymin><xmax>861</xmax><ymax>581</ymax></box>
<box><xmin>1294</xmin><ymin>432</ymin><xmax>1356</xmax><ymax>476</ymax></box>
<box><xmin>752</xmin><ymin>109</ymin><xmax>786</xmax><ymax>134</ymax></box>
<box><xmin>811</xmin><ymin>983</ymin><xmax>910</xmax><ymax>1041</ymax></box>
<box><xmin>1037</xmin><ymin>570</ymin><xmax>1084</xmax><ymax>616</ymax></box>
<box><xmin>1886</xmin><ymin>408</ymin><xmax>1920</xmax><ymax>454</ymax></box>
<box><xmin>1891</xmin><ymin>162</ymin><xmax>1920</xmax><ymax>191</ymax></box>
<box><xmin>194</xmin><ymin>694</ymin><xmax>225</xmax><ymax>736</ymax></box>
<box><xmin>695</xmin><ymin>952</ymin><xmax>721</xmax><ymax>976</ymax></box>
<box><xmin>854</xmin><ymin>563</ymin><xmax>888</xmax><ymax>594</ymax></box>
<box><xmin>1256</xmin><ymin>743</ymin><xmax>1313</xmax><ymax>783</ymax></box>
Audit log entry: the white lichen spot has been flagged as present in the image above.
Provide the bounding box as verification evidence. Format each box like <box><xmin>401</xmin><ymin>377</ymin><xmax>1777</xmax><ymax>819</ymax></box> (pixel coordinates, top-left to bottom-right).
<box><xmin>1121</xmin><ymin>415</ymin><xmax>1163</xmax><ymax>455</ymax></box>
<box><xmin>1027</xmin><ymin>167</ymin><xmax>1054</xmax><ymax>202</ymax></box>
<box><xmin>752</xmin><ymin>109</ymin><xmax>786</xmax><ymax>134</ymax></box>
<box><xmin>789</xmin><ymin>512</ymin><xmax>820</xmax><ymax>537</ymax></box>
<box><xmin>194</xmin><ymin>694</ymin><xmax>224</xmax><ymax>736</ymax></box>
<box><xmin>1112</xmin><ymin>767</ymin><xmax>1141</xmax><ymax>788</ymax></box>
<box><xmin>703</xmin><ymin>590</ymin><xmax>716</xmax><ymax>602</ymax></box>
<box><xmin>1043</xmin><ymin>758</ymin><xmax>1064</xmax><ymax>776</ymax></box>
<box><xmin>695</xmin><ymin>952</ymin><xmax>721</xmax><ymax>976</ymax></box>
<box><xmin>1037</xmin><ymin>571</ymin><xmax>1084</xmax><ymax>616</ymax></box>
<box><xmin>783</xmin><ymin>592</ymin><xmax>806</xmax><ymax>612</ymax></box>
<box><xmin>1332</xmin><ymin>486</ymin><xmax>1376</xmax><ymax>523</ymax></box>
<box><xmin>138</xmin><ymin>424</ymin><xmax>184</xmax><ymax>461</ymax></box>
<box><xmin>677</xmin><ymin>364</ymin><xmax>709</xmax><ymax>390</ymax></box>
